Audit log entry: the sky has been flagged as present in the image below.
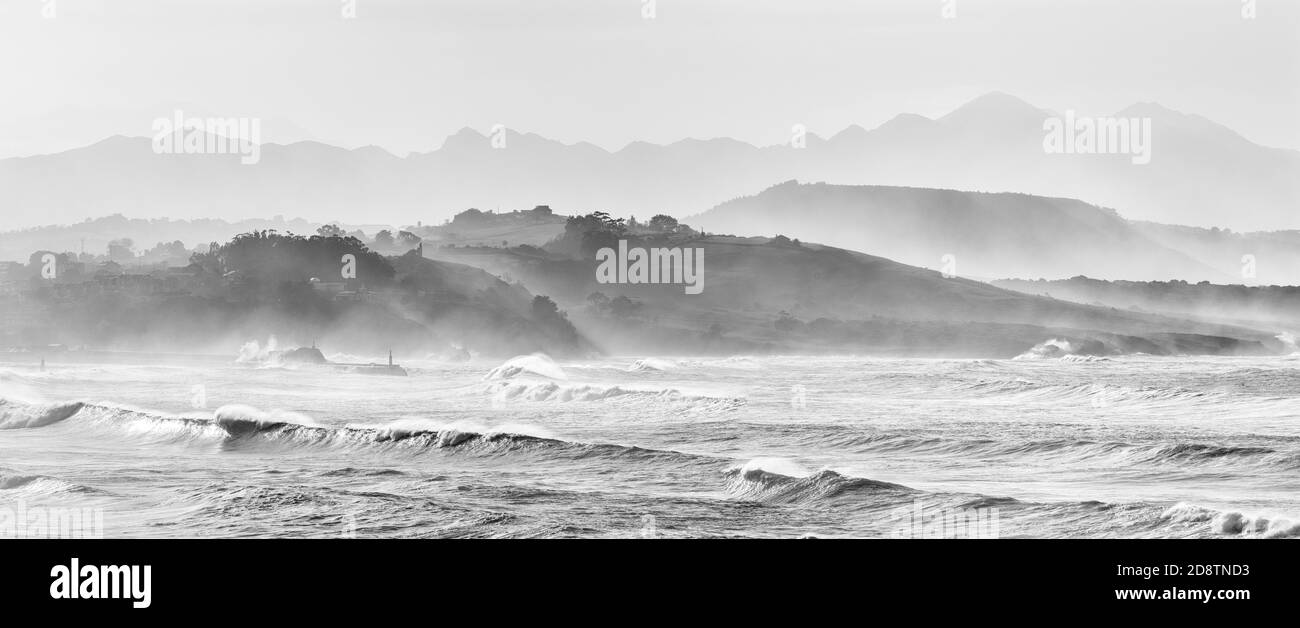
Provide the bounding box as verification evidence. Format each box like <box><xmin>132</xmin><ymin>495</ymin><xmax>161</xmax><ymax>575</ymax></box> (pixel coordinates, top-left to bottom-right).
<box><xmin>1</xmin><ymin>0</ymin><xmax>1298</xmax><ymax>157</ymax></box>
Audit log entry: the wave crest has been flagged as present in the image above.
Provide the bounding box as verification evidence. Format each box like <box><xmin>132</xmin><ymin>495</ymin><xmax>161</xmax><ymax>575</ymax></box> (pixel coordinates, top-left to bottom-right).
<box><xmin>627</xmin><ymin>358</ymin><xmax>678</xmax><ymax>372</ymax></box>
<box><xmin>1161</xmin><ymin>502</ymin><xmax>1300</xmax><ymax>538</ymax></box>
<box><xmin>0</xmin><ymin>398</ymin><xmax>85</xmax><ymax>430</ymax></box>
<box><xmin>0</xmin><ymin>471</ymin><xmax>102</xmax><ymax>497</ymax></box>
<box><xmin>483</xmin><ymin>354</ymin><xmax>568</xmax><ymax>381</ymax></box>
<box><xmin>723</xmin><ymin>458</ymin><xmax>911</xmax><ymax>504</ymax></box>
<box><xmin>213</xmin><ymin>404</ymin><xmax>320</xmax><ymax>437</ymax></box>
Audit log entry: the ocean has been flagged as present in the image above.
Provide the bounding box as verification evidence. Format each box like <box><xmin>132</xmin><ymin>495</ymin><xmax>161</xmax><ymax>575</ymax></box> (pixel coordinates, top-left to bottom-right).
<box><xmin>2</xmin><ymin>351</ymin><xmax>1298</xmax><ymax>539</ymax></box>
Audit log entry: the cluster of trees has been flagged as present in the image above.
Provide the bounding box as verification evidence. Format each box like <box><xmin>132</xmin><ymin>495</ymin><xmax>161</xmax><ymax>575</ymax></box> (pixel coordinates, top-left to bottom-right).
<box><xmin>551</xmin><ymin>211</ymin><xmax>628</xmax><ymax>258</ymax></box>
<box><xmin>529</xmin><ymin>295</ymin><xmax>580</xmax><ymax>346</ymax></box>
<box><xmin>9</xmin><ymin>221</ymin><xmax>597</xmax><ymax>356</ymax></box>
<box><xmin>107</xmin><ymin>238</ymin><xmax>135</xmax><ymax>262</ymax></box>
<box><xmin>549</xmin><ymin>211</ymin><xmax>700</xmax><ymax>258</ymax></box>
<box><xmin>626</xmin><ymin>214</ymin><xmax>697</xmax><ymax>236</ymax></box>
<box><xmin>136</xmin><ymin>240</ymin><xmax>191</xmax><ymax>265</ymax></box>
<box><xmin>190</xmin><ymin>229</ymin><xmax>395</xmax><ymax>285</ymax></box>
<box><xmin>585</xmin><ymin>291</ymin><xmax>642</xmax><ymax>318</ymax></box>
<box><xmin>371</xmin><ymin>229</ymin><xmax>423</xmax><ymax>253</ymax></box>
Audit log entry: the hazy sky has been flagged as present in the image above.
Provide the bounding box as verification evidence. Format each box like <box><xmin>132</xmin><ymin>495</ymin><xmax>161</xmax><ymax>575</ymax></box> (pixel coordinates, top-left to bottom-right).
<box><xmin>1</xmin><ymin>0</ymin><xmax>1297</xmax><ymax>157</ymax></box>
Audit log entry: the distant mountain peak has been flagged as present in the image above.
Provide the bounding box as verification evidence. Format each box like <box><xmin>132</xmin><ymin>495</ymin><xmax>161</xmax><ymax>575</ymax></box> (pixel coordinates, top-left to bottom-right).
<box><xmin>941</xmin><ymin>91</ymin><xmax>1046</xmax><ymax>125</ymax></box>
<box><xmin>829</xmin><ymin>124</ymin><xmax>869</xmax><ymax>142</ymax></box>
<box><xmin>351</xmin><ymin>144</ymin><xmax>398</xmax><ymax>159</ymax></box>
<box><xmin>439</xmin><ymin>126</ymin><xmax>488</xmax><ymax>150</ymax></box>
<box><xmin>961</xmin><ymin>90</ymin><xmax>1038</xmax><ymax>108</ymax></box>
<box><xmin>451</xmin><ymin>126</ymin><xmax>486</xmax><ymax>138</ymax></box>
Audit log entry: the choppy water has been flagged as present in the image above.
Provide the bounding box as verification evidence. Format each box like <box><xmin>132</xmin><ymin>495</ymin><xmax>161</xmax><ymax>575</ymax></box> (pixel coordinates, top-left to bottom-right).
<box><xmin>2</xmin><ymin>351</ymin><xmax>1299</xmax><ymax>538</ymax></box>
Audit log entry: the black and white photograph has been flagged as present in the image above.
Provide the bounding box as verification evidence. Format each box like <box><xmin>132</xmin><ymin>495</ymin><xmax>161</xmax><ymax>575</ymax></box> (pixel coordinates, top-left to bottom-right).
<box><xmin>0</xmin><ymin>0</ymin><xmax>1296</xmax><ymax>612</ymax></box>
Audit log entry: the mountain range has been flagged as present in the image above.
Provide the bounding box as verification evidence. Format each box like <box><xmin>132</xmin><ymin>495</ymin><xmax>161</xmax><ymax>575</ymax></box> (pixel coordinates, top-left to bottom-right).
<box><xmin>3</xmin><ymin>92</ymin><xmax>1297</xmax><ymax>232</ymax></box>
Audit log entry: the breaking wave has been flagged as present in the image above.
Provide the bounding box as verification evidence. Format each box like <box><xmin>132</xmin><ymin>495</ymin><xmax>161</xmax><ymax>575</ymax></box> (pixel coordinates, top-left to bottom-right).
<box><xmin>723</xmin><ymin>458</ymin><xmax>912</xmax><ymax>504</ymax></box>
<box><xmin>627</xmin><ymin>358</ymin><xmax>679</xmax><ymax>372</ymax></box>
<box><xmin>483</xmin><ymin>354</ymin><xmax>568</xmax><ymax>381</ymax></box>
<box><xmin>1013</xmin><ymin>338</ymin><xmax>1078</xmax><ymax>360</ymax></box>
<box><xmin>0</xmin><ymin>398</ymin><xmax>85</xmax><ymax>430</ymax></box>
<box><xmin>1</xmin><ymin>399</ymin><xmax>725</xmax><ymax>468</ymax></box>
<box><xmin>236</xmin><ymin>336</ymin><xmax>279</xmax><ymax>363</ymax></box>
<box><xmin>1161</xmin><ymin>502</ymin><xmax>1300</xmax><ymax>538</ymax></box>
<box><xmin>0</xmin><ymin>470</ymin><xmax>103</xmax><ymax>497</ymax></box>
<box><xmin>213</xmin><ymin>404</ymin><xmax>320</xmax><ymax>437</ymax></box>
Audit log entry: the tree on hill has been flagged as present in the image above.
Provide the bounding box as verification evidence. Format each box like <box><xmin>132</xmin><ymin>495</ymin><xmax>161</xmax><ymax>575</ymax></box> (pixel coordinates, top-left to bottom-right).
<box><xmin>140</xmin><ymin>240</ymin><xmax>190</xmax><ymax>265</ymax></box>
<box><xmin>548</xmin><ymin>211</ymin><xmax>628</xmax><ymax>258</ymax></box>
<box><xmin>316</xmin><ymin>224</ymin><xmax>345</xmax><ymax>238</ymax></box>
<box><xmin>107</xmin><ymin>238</ymin><xmax>134</xmax><ymax>262</ymax></box>
<box><xmin>194</xmin><ymin>230</ymin><xmax>395</xmax><ymax>285</ymax></box>
<box><xmin>396</xmin><ymin>231</ymin><xmax>423</xmax><ymax>251</ymax></box>
<box><xmin>531</xmin><ymin>295</ymin><xmax>560</xmax><ymax>319</ymax></box>
<box><xmin>648</xmin><ymin>214</ymin><xmax>679</xmax><ymax>233</ymax></box>
<box><xmin>530</xmin><ymin>295</ymin><xmax>581</xmax><ymax>346</ymax></box>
